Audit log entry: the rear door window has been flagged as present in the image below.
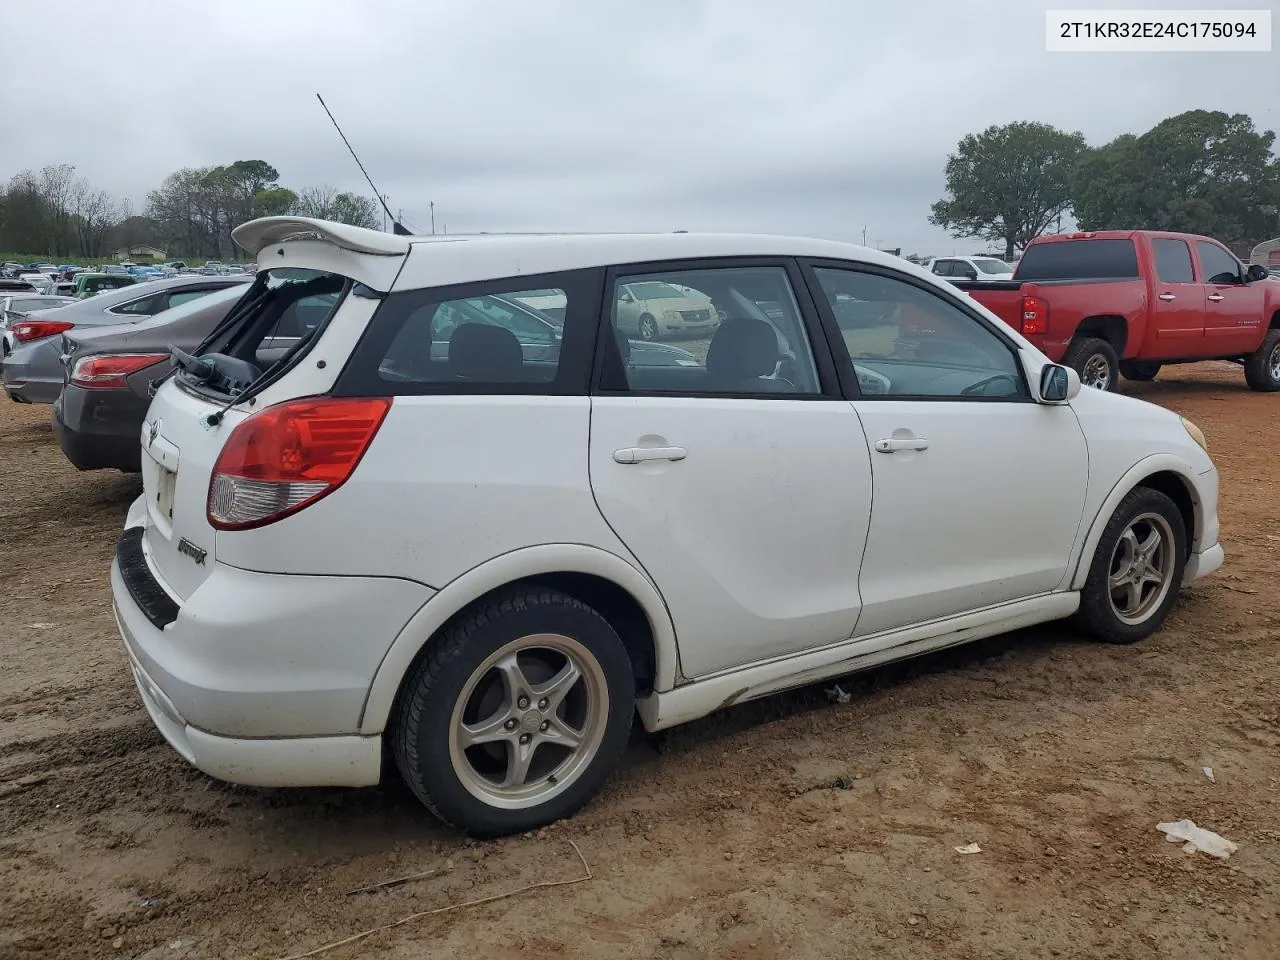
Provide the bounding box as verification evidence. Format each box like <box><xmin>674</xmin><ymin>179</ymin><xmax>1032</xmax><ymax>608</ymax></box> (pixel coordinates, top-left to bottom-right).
<box><xmin>1152</xmin><ymin>238</ymin><xmax>1195</xmax><ymax>283</ymax></box>
<box><xmin>1015</xmin><ymin>239</ymin><xmax>1139</xmax><ymax>280</ymax></box>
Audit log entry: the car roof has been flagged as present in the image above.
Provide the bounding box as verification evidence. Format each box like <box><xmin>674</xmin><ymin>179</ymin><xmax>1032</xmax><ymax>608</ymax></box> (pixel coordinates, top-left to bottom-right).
<box><xmin>232</xmin><ymin>216</ymin><xmax>911</xmax><ymax>268</ymax></box>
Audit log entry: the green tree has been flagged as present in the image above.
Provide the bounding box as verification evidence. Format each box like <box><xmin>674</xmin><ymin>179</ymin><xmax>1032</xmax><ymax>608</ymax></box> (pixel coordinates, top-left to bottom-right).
<box><xmin>930</xmin><ymin>121</ymin><xmax>1087</xmax><ymax>259</ymax></box>
<box><xmin>1072</xmin><ymin>110</ymin><xmax>1280</xmax><ymax>247</ymax></box>
<box><xmin>329</xmin><ymin>192</ymin><xmax>381</xmax><ymax>229</ymax></box>
<box><xmin>253</xmin><ymin>187</ymin><xmax>298</xmax><ymax>218</ymax></box>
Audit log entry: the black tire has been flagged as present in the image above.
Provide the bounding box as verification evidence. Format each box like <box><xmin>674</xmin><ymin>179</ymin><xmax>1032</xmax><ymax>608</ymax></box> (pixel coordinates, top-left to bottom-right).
<box><xmin>1074</xmin><ymin>487</ymin><xmax>1187</xmax><ymax>645</ymax></box>
<box><xmin>638</xmin><ymin>314</ymin><xmax>658</xmax><ymax>341</ymax></box>
<box><xmin>391</xmin><ymin>586</ymin><xmax>634</xmax><ymax>837</ymax></box>
<box><xmin>1243</xmin><ymin>328</ymin><xmax>1280</xmax><ymax>392</ymax></box>
<box><xmin>1119</xmin><ymin>360</ymin><xmax>1161</xmax><ymax>382</ymax></box>
<box><xmin>1062</xmin><ymin>336</ymin><xmax>1119</xmax><ymax>392</ymax></box>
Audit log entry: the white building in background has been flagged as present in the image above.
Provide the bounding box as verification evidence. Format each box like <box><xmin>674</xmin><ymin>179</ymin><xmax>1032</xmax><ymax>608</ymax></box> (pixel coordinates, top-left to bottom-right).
<box><xmin>1249</xmin><ymin>237</ymin><xmax>1280</xmax><ymax>266</ymax></box>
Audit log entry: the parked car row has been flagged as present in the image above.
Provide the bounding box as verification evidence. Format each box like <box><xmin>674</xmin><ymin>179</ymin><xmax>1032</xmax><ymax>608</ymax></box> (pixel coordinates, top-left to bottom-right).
<box><xmin>94</xmin><ymin>215</ymin><xmax>1223</xmax><ymax>839</ymax></box>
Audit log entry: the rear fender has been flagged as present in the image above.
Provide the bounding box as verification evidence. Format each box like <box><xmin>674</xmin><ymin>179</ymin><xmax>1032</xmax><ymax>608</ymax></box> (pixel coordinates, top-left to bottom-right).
<box><xmin>357</xmin><ymin>544</ymin><xmax>679</xmax><ymax>735</ymax></box>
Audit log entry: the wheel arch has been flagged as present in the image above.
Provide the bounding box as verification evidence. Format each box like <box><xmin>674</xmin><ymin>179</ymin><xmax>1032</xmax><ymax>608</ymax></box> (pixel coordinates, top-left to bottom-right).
<box><xmin>1068</xmin><ymin>456</ymin><xmax>1205</xmax><ymax>591</ymax></box>
<box><xmin>1074</xmin><ymin>315</ymin><xmax>1129</xmax><ymax>356</ymax></box>
<box><xmin>359</xmin><ymin>544</ymin><xmax>679</xmax><ymax>735</ymax></box>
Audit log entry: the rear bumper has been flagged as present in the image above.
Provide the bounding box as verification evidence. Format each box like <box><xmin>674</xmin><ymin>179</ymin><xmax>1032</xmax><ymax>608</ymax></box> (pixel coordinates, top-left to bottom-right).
<box><xmin>110</xmin><ymin>514</ymin><xmax>434</xmax><ymax>787</ymax></box>
<box><xmin>1</xmin><ymin>340</ymin><xmax>62</xmax><ymax>404</ymax></box>
<box><xmin>53</xmin><ymin>385</ymin><xmax>147</xmax><ymax>471</ymax></box>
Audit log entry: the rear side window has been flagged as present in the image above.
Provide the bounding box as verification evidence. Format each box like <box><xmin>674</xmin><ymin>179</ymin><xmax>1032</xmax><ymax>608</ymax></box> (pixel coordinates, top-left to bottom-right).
<box><xmin>1015</xmin><ymin>239</ymin><xmax>1139</xmax><ymax>281</ymax></box>
<box><xmin>335</xmin><ymin>269</ymin><xmax>600</xmax><ymax>396</ymax></box>
<box><xmin>1153</xmin><ymin>238</ymin><xmax>1195</xmax><ymax>283</ymax></box>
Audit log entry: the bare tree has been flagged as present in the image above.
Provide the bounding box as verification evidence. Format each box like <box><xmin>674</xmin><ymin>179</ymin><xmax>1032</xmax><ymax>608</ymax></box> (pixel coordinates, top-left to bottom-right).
<box><xmin>293</xmin><ymin>184</ymin><xmax>340</xmax><ymax>220</ymax></box>
<box><xmin>72</xmin><ymin>178</ymin><xmax>123</xmax><ymax>258</ymax></box>
<box><xmin>35</xmin><ymin>164</ymin><xmax>79</xmax><ymax>257</ymax></box>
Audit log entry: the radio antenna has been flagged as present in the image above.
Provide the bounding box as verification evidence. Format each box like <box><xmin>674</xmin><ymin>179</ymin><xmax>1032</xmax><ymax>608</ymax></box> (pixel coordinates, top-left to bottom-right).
<box><xmin>316</xmin><ymin>93</ymin><xmax>412</xmax><ymax>236</ymax></box>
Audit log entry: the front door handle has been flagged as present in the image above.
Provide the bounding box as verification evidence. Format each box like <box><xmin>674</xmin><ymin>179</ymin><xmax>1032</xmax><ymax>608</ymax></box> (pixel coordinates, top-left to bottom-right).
<box><xmin>874</xmin><ymin>437</ymin><xmax>929</xmax><ymax>454</ymax></box>
<box><xmin>613</xmin><ymin>446</ymin><xmax>687</xmax><ymax>464</ymax></box>
<box><xmin>1157</xmin><ymin>293</ymin><xmax>1176</xmax><ymax>301</ymax></box>
<box><xmin>1207</xmin><ymin>294</ymin><xmax>1225</xmax><ymax>302</ymax></box>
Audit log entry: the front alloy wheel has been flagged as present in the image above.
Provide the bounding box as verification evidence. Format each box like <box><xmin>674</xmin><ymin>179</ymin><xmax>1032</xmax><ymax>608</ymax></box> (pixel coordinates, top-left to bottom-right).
<box><xmin>1075</xmin><ymin>487</ymin><xmax>1187</xmax><ymax>644</ymax></box>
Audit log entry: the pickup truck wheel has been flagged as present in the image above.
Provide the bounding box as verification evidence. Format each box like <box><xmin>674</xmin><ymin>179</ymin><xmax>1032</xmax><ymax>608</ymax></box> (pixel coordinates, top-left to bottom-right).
<box><xmin>1075</xmin><ymin>487</ymin><xmax>1187</xmax><ymax>645</ymax></box>
<box><xmin>1062</xmin><ymin>337</ymin><xmax>1118</xmax><ymax>391</ymax></box>
<box><xmin>1119</xmin><ymin>360</ymin><xmax>1160</xmax><ymax>382</ymax></box>
<box><xmin>391</xmin><ymin>586</ymin><xmax>634</xmax><ymax>838</ymax></box>
<box><xmin>1243</xmin><ymin>329</ymin><xmax>1280</xmax><ymax>392</ymax></box>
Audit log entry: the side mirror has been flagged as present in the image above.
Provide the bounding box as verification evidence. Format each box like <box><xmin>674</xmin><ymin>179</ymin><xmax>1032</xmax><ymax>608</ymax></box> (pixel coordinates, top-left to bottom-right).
<box><xmin>1246</xmin><ymin>264</ymin><xmax>1269</xmax><ymax>283</ymax></box>
<box><xmin>1039</xmin><ymin>363</ymin><xmax>1080</xmax><ymax>403</ymax></box>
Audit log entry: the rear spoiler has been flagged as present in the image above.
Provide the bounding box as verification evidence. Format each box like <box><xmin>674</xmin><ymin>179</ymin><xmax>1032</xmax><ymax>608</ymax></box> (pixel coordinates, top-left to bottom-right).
<box><xmin>231</xmin><ymin>216</ymin><xmax>412</xmax><ymax>258</ymax></box>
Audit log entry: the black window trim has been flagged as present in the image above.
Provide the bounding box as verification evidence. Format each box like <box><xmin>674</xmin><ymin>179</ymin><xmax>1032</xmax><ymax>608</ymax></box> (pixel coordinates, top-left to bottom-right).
<box><xmin>105</xmin><ymin>280</ymin><xmax>243</xmax><ymax>317</ymax></box>
<box><xmin>589</xmin><ymin>255</ymin><xmax>844</xmax><ymax>402</ymax></box>
<box><xmin>798</xmin><ymin>257</ymin><xmax>1034</xmax><ymax>404</ymax></box>
<box><xmin>331</xmin><ymin>267</ymin><xmax>604</xmax><ymax>398</ymax></box>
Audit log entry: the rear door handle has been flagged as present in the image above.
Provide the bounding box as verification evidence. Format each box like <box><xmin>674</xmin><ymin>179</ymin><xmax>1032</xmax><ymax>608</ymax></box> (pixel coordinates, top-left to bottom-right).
<box><xmin>613</xmin><ymin>446</ymin><xmax>687</xmax><ymax>464</ymax></box>
<box><xmin>1157</xmin><ymin>293</ymin><xmax>1176</xmax><ymax>301</ymax></box>
<box><xmin>1207</xmin><ymin>294</ymin><xmax>1225</xmax><ymax>302</ymax></box>
<box><xmin>874</xmin><ymin>437</ymin><xmax>929</xmax><ymax>454</ymax></box>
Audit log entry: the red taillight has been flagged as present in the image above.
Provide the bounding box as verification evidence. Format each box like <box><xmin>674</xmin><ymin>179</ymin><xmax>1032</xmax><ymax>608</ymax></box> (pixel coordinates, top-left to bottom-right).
<box><xmin>207</xmin><ymin>396</ymin><xmax>391</xmax><ymax>530</ymax></box>
<box><xmin>12</xmin><ymin>319</ymin><xmax>73</xmax><ymax>343</ymax></box>
<box><xmin>70</xmin><ymin>353</ymin><xmax>168</xmax><ymax>390</ymax></box>
<box><xmin>1020</xmin><ymin>295</ymin><xmax>1049</xmax><ymax>336</ymax></box>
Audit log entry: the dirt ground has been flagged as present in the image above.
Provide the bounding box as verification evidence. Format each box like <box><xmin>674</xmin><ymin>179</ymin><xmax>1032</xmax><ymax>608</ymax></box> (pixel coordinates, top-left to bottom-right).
<box><xmin>2</xmin><ymin>363</ymin><xmax>1278</xmax><ymax>960</ymax></box>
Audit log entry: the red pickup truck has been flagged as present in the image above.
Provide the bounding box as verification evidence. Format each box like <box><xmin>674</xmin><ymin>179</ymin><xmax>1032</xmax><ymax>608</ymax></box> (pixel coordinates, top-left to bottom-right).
<box><xmin>953</xmin><ymin>231</ymin><xmax>1280</xmax><ymax>391</ymax></box>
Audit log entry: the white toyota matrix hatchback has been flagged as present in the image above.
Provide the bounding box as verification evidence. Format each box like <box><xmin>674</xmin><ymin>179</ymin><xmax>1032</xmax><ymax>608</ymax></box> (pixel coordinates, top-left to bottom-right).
<box><xmin>111</xmin><ymin>217</ymin><xmax>1224</xmax><ymax>836</ymax></box>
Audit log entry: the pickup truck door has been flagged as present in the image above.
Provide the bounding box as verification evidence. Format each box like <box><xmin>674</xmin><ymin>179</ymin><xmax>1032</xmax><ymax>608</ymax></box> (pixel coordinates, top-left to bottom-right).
<box><xmin>1194</xmin><ymin>240</ymin><xmax>1267</xmax><ymax>355</ymax></box>
<box><xmin>806</xmin><ymin>263</ymin><xmax>1089</xmax><ymax>637</ymax></box>
<box><xmin>1146</xmin><ymin>236</ymin><xmax>1205</xmax><ymax>350</ymax></box>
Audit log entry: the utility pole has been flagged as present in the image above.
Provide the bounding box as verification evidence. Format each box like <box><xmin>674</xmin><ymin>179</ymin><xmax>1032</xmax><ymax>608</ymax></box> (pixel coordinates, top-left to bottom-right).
<box><xmin>862</xmin><ymin>226</ymin><xmax>867</xmax><ymax>246</ymax></box>
<box><xmin>430</xmin><ymin>201</ymin><xmax>436</xmax><ymax>235</ymax></box>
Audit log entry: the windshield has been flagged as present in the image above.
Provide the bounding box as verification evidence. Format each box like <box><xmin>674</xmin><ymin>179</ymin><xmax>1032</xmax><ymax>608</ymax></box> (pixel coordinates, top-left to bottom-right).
<box><xmin>627</xmin><ymin>282</ymin><xmax>687</xmax><ymax>300</ymax></box>
<box><xmin>974</xmin><ymin>259</ymin><xmax>1012</xmax><ymax>274</ymax></box>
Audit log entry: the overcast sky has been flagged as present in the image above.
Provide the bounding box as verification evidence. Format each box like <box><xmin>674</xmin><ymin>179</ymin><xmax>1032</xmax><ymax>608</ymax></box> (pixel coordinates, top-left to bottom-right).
<box><xmin>3</xmin><ymin>0</ymin><xmax>1275</xmax><ymax>255</ymax></box>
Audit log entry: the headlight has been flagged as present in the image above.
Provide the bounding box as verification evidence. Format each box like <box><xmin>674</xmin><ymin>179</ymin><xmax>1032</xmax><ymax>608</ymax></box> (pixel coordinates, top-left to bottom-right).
<box><xmin>662</xmin><ymin>310</ymin><xmax>681</xmax><ymax>323</ymax></box>
<box><xmin>1180</xmin><ymin>416</ymin><xmax>1208</xmax><ymax>453</ymax></box>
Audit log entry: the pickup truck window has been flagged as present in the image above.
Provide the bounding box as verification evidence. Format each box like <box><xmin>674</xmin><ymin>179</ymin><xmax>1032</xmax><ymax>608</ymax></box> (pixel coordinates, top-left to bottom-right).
<box><xmin>813</xmin><ymin>267</ymin><xmax>1027</xmax><ymax>401</ymax></box>
<box><xmin>1153</xmin><ymin>238</ymin><xmax>1195</xmax><ymax>283</ymax></box>
<box><xmin>1016</xmin><ymin>239</ymin><xmax>1139</xmax><ymax>281</ymax></box>
<box><xmin>1195</xmin><ymin>241</ymin><xmax>1242</xmax><ymax>285</ymax></box>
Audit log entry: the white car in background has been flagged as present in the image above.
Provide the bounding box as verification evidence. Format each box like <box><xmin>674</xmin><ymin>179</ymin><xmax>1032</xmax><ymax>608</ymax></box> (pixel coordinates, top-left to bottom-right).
<box><xmin>926</xmin><ymin>256</ymin><xmax>1015</xmax><ymax>282</ymax></box>
<box><xmin>615</xmin><ymin>279</ymin><xmax>718</xmax><ymax>340</ymax></box>
<box><xmin>112</xmin><ymin>217</ymin><xmax>1223</xmax><ymax>838</ymax></box>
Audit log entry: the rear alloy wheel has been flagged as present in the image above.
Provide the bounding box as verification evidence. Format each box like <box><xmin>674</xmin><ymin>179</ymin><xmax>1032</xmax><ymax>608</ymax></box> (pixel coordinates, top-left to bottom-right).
<box><xmin>1063</xmin><ymin>336</ymin><xmax>1119</xmax><ymax>391</ymax></box>
<box><xmin>1243</xmin><ymin>328</ymin><xmax>1280</xmax><ymax>392</ymax></box>
<box><xmin>392</xmin><ymin>587</ymin><xmax>634</xmax><ymax>837</ymax></box>
<box><xmin>638</xmin><ymin>314</ymin><xmax>659</xmax><ymax>341</ymax></box>
<box><xmin>1075</xmin><ymin>487</ymin><xmax>1186</xmax><ymax>644</ymax></box>
<box><xmin>1119</xmin><ymin>360</ymin><xmax>1161</xmax><ymax>382</ymax></box>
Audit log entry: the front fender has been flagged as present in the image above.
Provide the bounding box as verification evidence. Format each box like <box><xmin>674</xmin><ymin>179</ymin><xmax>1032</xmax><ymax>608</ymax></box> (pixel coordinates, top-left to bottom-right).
<box><xmin>1066</xmin><ymin>454</ymin><xmax>1209</xmax><ymax>591</ymax></box>
<box><xmin>357</xmin><ymin>543</ymin><xmax>680</xmax><ymax>735</ymax></box>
